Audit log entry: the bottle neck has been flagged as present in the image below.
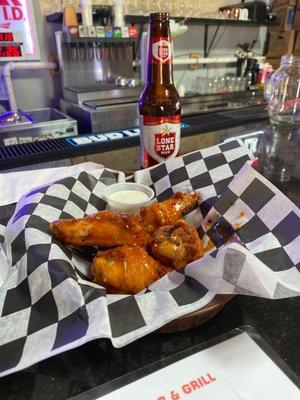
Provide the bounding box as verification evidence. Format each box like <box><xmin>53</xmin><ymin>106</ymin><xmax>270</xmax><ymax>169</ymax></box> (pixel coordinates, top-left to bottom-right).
<box><xmin>147</xmin><ymin>20</ymin><xmax>174</xmax><ymax>85</ymax></box>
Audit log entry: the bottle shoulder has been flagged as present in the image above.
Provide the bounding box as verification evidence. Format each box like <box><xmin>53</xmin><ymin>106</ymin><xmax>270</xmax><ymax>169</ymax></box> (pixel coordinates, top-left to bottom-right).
<box><xmin>140</xmin><ymin>83</ymin><xmax>180</xmax><ymax>97</ymax></box>
<box><xmin>139</xmin><ymin>84</ymin><xmax>181</xmax><ymax>115</ymax></box>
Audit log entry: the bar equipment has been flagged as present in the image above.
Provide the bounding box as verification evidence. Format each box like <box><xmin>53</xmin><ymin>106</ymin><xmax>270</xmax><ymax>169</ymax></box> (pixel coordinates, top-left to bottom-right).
<box><xmin>0</xmin><ymin>60</ymin><xmax>78</xmax><ymax>146</ymax></box>
<box><xmin>56</xmin><ymin>30</ymin><xmax>142</xmax><ymax>133</ymax></box>
<box><xmin>56</xmin><ymin>15</ymin><xmax>265</xmax><ymax>134</ymax></box>
<box><xmin>0</xmin><ymin>108</ymin><xmax>77</xmax><ymax>147</ymax></box>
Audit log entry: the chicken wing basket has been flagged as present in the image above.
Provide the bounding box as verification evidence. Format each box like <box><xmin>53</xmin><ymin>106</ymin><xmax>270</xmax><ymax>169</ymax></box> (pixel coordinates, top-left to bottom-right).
<box><xmin>0</xmin><ymin>139</ymin><xmax>299</xmax><ymax>377</ymax></box>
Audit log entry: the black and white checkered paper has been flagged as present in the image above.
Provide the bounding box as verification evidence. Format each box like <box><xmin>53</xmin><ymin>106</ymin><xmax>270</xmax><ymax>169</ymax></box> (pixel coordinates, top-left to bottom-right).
<box><xmin>0</xmin><ymin>140</ymin><xmax>299</xmax><ymax>377</ymax></box>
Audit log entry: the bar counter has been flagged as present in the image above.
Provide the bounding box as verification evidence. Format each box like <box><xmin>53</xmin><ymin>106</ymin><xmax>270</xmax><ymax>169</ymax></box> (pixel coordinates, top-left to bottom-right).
<box><xmin>0</xmin><ymin>119</ymin><xmax>299</xmax><ymax>399</ymax></box>
<box><xmin>0</xmin><ymin>103</ymin><xmax>266</xmax><ymax>172</ymax></box>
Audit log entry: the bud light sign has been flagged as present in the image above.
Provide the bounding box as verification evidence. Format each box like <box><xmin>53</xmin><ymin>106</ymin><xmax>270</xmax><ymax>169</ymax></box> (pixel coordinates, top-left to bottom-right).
<box><xmin>0</xmin><ymin>0</ymin><xmax>40</xmax><ymax>59</ymax></box>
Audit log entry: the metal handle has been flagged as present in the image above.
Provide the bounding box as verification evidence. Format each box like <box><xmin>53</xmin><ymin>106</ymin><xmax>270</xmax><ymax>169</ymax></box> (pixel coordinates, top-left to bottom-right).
<box><xmin>70</xmin><ymin>43</ymin><xmax>78</xmax><ymax>61</ymax></box>
<box><xmin>95</xmin><ymin>43</ymin><xmax>102</xmax><ymax>61</ymax></box>
<box><xmin>87</xmin><ymin>42</ymin><xmax>94</xmax><ymax>61</ymax></box>
<box><xmin>62</xmin><ymin>43</ymin><xmax>70</xmax><ymax>61</ymax></box>
<box><xmin>79</xmin><ymin>43</ymin><xmax>86</xmax><ymax>61</ymax></box>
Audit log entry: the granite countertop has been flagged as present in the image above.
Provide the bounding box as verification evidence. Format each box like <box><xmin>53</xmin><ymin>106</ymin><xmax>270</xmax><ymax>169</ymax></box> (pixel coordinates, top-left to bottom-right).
<box><xmin>0</xmin><ymin>295</ymin><xmax>299</xmax><ymax>400</ymax></box>
<box><xmin>0</xmin><ymin>130</ymin><xmax>299</xmax><ymax>399</ymax></box>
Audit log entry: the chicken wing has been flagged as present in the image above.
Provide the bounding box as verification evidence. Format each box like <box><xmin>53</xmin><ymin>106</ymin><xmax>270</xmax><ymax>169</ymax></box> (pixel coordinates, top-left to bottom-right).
<box><xmin>140</xmin><ymin>191</ymin><xmax>199</xmax><ymax>234</ymax></box>
<box><xmin>92</xmin><ymin>245</ymin><xmax>172</xmax><ymax>294</ymax></box>
<box><xmin>50</xmin><ymin>210</ymin><xmax>150</xmax><ymax>247</ymax></box>
<box><xmin>50</xmin><ymin>192</ymin><xmax>199</xmax><ymax>247</ymax></box>
<box><xmin>149</xmin><ymin>220</ymin><xmax>204</xmax><ymax>269</ymax></box>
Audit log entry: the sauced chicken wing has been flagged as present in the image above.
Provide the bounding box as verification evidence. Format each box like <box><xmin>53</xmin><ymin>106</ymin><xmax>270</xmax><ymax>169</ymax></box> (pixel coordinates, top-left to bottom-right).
<box><xmin>92</xmin><ymin>245</ymin><xmax>172</xmax><ymax>294</ymax></box>
<box><xmin>140</xmin><ymin>191</ymin><xmax>199</xmax><ymax>234</ymax></box>
<box><xmin>50</xmin><ymin>210</ymin><xmax>150</xmax><ymax>247</ymax></box>
<box><xmin>149</xmin><ymin>220</ymin><xmax>204</xmax><ymax>269</ymax></box>
<box><xmin>50</xmin><ymin>192</ymin><xmax>199</xmax><ymax>248</ymax></box>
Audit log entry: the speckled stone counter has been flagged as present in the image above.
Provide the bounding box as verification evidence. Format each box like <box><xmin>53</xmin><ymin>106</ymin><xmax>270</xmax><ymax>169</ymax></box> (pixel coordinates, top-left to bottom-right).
<box><xmin>0</xmin><ymin>294</ymin><xmax>299</xmax><ymax>400</ymax></box>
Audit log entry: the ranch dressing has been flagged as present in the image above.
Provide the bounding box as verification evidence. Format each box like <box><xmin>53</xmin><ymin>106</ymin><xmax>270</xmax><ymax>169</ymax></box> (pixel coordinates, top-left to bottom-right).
<box><xmin>110</xmin><ymin>190</ymin><xmax>149</xmax><ymax>204</ymax></box>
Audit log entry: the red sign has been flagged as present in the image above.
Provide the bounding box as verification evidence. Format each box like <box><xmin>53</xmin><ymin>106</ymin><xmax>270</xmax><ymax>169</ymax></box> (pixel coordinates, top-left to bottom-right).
<box><xmin>0</xmin><ymin>0</ymin><xmax>40</xmax><ymax>58</ymax></box>
<box><xmin>0</xmin><ymin>44</ymin><xmax>21</xmax><ymax>57</ymax></box>
<box><xmin>0</xmin><ymin>0</ymin><xmax>24</xmax><ymax>27</ymax></box>
<box><xmin>154</xmin><ymin>127</ymin><xmax>176</xmax><ymax>159</ymax></box>
<box><xmin>0</xmin><ymin>32</ymin><xmax>13</xmax><ymax>41</ymax></box>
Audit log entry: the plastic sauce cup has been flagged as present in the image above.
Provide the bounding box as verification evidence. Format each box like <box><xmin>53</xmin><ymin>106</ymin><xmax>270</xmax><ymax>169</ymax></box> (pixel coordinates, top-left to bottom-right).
<box><xmin>104</xmin><ymin>183</ymin><xmax>154</xmax><ymax>213</ymax></box>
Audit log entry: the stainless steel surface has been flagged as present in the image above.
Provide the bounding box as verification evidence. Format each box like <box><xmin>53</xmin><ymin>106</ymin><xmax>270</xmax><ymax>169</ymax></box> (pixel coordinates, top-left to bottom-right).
<box><xmin>60</xmin><ymin>91</ymin><xmax>266</xmax><ymax>134</ymax></box>
<box><xmin>63</xmin><ymin>85</ymin><xmax>143</xmax><ymax>105</ymax></box>
<box><xmin>60</xmin><ymin>98</ymin><xmax>139</xmax><ymax>133</ymax></box>
<box><xmin>83</xmin><ymin>97</ymin><xmax>138</xmax><ymax>109</ymax></box>
<box><xmin>0</xmin><ymin>108</ymin><xmax>78</xmax><ymax>146</ymax></box>
<box><xmin>55</xmin><ymin>31</ymin><xmax>135</xmax><ymax>105</ymax></box>
<box><xmin>0</xmin><ymin>111</ymin><xmax>32</xmax><ymax>127</ymax></box>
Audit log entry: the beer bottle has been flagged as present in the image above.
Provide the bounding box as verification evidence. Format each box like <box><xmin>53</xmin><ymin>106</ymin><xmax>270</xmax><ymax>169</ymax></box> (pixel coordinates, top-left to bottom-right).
<box><xmin>139</xmin><ymin>12</ymin><xmax>181</xmax><ymax>168</ymax></box>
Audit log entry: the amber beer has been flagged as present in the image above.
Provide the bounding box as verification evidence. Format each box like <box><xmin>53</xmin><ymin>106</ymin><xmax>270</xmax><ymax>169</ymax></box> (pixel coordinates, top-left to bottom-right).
<box><xmin>139</xmin><ymin>12</ymin><xmax>181</xmax><ymax>168</ymax></box>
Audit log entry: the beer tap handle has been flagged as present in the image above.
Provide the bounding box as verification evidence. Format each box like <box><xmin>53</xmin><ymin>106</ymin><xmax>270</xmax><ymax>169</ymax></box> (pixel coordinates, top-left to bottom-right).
<box><xmin>99</xmin><ymin>43</ymin><xmax>104</xmax><ymax>60</ymax></box>
<box><xmin>107</xmin><ymin>44</ymin><xmax>112</xmax><ymax>60</ymax></box>
<box><xmin>102</xmin><ymin>43</ymin><xmax>108</xmax><ymax>60</ymax></box>
<box><xmin>79</xmin><ymin>43</ymin><xmax>86</xmax><ymax>61</ymax></box>
<box><xmin>112</xmin><ymin>42</ymin><xmax>118</xmax><ymax>61</ymax></box>
<box><xmin>70</xmin><ymin>43</ymin><xmax>78</xmax><ymax>62</ymax></box>
<box><xmin>109</xmin><ymin>42</ymin><xmax>114</xmax><ymax>61</ymax></box>
<box><xmin>117</xmin><ymin>42</ymin><xmax>122</xmax><ymax>61</ymax></box>
<box><xmin>76</xmin><ymin>43</ymin><xmax>81</xmax><ymax>62</ymax></box>
<box><xmin>122</xmin><ymin>42</ymin><xmax>127</xmax><ymax>60</ymax></box>
<box><xmin>130</xmin><ymin>41</ymin><xmax>134</xmax><ymax>64</ymax></box>
<box><xmin>87</xmin><ymin>42</ymin><xmax>94</xmax><ymax>61</ymax></box>
<box><xmin>95</xmin><ymin>43</ymin><xmax>101</xmax><ymax>61</ymax></box>
<box><xmin>119</xmin><ymin>42</ymin><xmax>124</xmax><ymax>61</ymax></box>
<box><xmin>62</xmin><ymin>42</ymin><xmax>70</xmax><ymax>61</ymax></box>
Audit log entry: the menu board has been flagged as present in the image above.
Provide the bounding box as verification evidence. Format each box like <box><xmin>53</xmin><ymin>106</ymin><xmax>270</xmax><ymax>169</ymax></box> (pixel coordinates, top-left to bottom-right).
<box><xmin>72</xmin><ymin>329</ymin><xmax>300</xmax><ymax>400</ymax></box>
<box><xmin>0</xmin><ymin>0</ymin><xmax>40</xmax><ymax>60</ymax></box>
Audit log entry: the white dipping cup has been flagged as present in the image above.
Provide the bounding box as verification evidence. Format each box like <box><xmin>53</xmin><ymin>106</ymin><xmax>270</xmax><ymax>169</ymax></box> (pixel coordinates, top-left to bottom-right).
<box><xmin>104</xmin><ymin>182</ymin><xmax>154</xmax><ymax>213</ymax></box>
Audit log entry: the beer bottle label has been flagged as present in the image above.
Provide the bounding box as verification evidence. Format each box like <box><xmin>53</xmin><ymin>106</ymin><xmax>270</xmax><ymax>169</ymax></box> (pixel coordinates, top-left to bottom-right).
<box><xmin>140</xmin><ymin>115</ymin><xmax>181</xmax><ymax>168</ymax></box>
<box><xmin>151</xmin><ymin>37</ymin><xmax>173</xmax><ymax>64</ymax></box>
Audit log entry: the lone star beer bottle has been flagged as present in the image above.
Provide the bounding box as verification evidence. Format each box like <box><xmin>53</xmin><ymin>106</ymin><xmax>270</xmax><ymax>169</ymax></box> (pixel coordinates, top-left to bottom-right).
<box><xmin>139</xmin><ymin>12</ymin><xmax>181</xmax><ymax>168</ymax></box>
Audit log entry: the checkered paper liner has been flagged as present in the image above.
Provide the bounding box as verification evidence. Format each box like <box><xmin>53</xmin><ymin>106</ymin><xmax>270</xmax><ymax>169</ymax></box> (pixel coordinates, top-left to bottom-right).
<box><xmin>0</xmin><ymin>140</ymin><xmax>299</xmax><ymax>377</ymax></box>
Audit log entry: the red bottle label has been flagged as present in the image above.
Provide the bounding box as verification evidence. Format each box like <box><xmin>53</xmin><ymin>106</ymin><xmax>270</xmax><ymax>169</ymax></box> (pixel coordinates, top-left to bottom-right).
<box><xmin>140</xmin><ymin>115</ymin><xmax>181</xmax><ymax>168</ymax></box>
<box><xmin>151</xmin><ymin>37</ymin><xmax>173</xmax><ymax>64</ymax></box>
